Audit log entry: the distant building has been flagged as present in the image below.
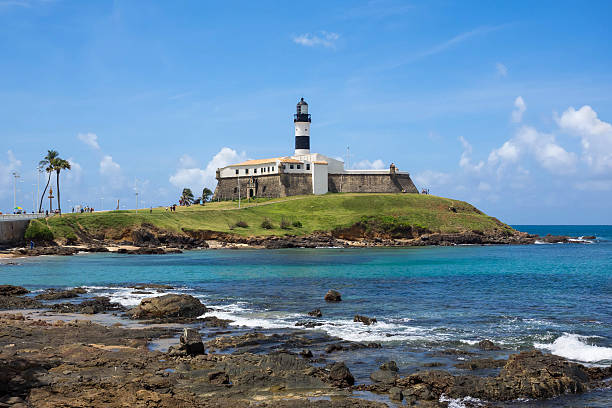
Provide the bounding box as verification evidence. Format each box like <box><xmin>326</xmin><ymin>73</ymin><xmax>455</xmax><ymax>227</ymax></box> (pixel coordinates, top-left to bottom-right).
<box><xmin>213</xmin><ymin>98</ymin><xmax>418</xmax><ymax>200</ymax></box>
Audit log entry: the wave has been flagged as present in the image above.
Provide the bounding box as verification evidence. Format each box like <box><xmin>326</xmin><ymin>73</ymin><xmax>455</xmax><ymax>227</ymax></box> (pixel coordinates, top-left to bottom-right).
<box><xmin>83</xmin><ymin>285</ymin><xmax>204</xmax><ymax>307</ymax></box>
<box><xmin>439</xmin><ymin>395</ymin><xmax>484</xmax><ymax>408</ymax></box>
<box><xmin>203</xmin><ymin>302</ymin><xmax>446</xmax><ymax>343</ymax></box>
<box><xmin>535</xmin><ymin>333</ymin><xmax>612</xmax><ymax>363</ymax></box>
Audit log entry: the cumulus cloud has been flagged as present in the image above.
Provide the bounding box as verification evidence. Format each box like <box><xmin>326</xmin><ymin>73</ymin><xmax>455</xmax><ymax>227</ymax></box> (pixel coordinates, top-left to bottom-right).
<box><xmin>78</xmin><ymin>132</ymin><xmax>100</xmax><ymax>150</ymax></box>
<box><xmin>413</xmin><ymin>170</ymin><xmax>452</xmax><ymax>189</ymax></box>
<box><xmin>169</xmin><ymin>148</ymin><xmax>246</xmax><ymax>190</ymax></box>
<box><xmin>293</xmin><ymin>31</ymin><xmax>339</xmax><ymax>48</ymax></box>
<box><xmin>99</xmin><ymin>155</ymin><xmax>121</xmax><ymax>176</ymax></box>
<box><xmin>557</xmin><ymin>105</ymin><xmax>612</xmax><ymax>173</ymax></box>
<box><xmin>459</xmin><ymin>136</ymin><xmax>484</xmax><ymax>173</ymax></box>
<box><xmin>0</xmin><ymin>150</ymin><xmax>22</xmax><ymax>193</ymax></box>
<box><xmin>496</xmin><ymin>62</ymin><xmax>507</xmax><ymax>77</ymax></box>
<box><xmin>352</xmin><ymin>159</ymin><xmax>385</xmax><ymax>170</ymax></box>
<box><xmin>512</xmin><ymin>96</ymin><xmax>526</xmax><ymax>123</ymax></box>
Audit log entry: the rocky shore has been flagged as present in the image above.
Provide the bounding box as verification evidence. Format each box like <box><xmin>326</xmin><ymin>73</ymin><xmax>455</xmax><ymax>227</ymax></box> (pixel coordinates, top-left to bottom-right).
<box><xmin>0</xmin><ymin>285</ymin><xmax>610</xmax><ymax>407</ymax></box>
<box><xmin>0</xmin><ymin>222</ymin><xmax>596</xmax><ymax>258</ymax></box>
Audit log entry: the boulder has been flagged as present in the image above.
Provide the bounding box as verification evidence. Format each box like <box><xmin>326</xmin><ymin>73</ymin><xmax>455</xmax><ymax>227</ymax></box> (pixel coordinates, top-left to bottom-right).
<box><xmin>380</xmin><ymin>361</ymin><xmax>399</xmax><ymax>372</ymax></box>
<box><xmin>389</xmin><ymin>387</ymin><xmax>403</xmax><ymax>401</ymax></box>
<box><xmin>179</xmin><ymin>328</ymin><xmax>205</xmax><ymax>356</ymax></box>
<box><xmin>308</xmin><ymin>309</ymin><xmax>322</xmax><ymax>317</ymax></box>
<box><xmin>370</xmin><ymin>363</ymin><xmax>398</xmax><ymax>385</ymax></box>
<box><xmin>0</xmin><ymin>285</ymin><xmax>29</xmax><ymax>296</ymax></box>
<box><xmin>477</xmin><ymin>339</ymin><xmax>501</xmax><ymax>351</ymax></box>
<box><xmin>128</xmin><ymin>294</ymin><xmax>207</xmax><ymax>319</ymax></box>
<box><xmin>208</xmin><ymin>371</ymin><xmax>230</xmax><ymax>385</ymax></box>
<box><xmin>354</xmin><ymin>314</ymin><xmax>377</xmax><ymax>325</ymax></box>
<box><xmin>328</xmin><ymin>362</ymin><xmax>354</xmax><ymax>387</ymax></box>
<box><xmin>299</xmin><ymin>349</ymin><xmax>313</xmax><ymax>358</ymax></box>
<box><xmin>35</xmin><ymin>287</ymin><xmax>87</xmax><ymax>300</ymax></box>
<box><xmin>50</xmin><ymin>297</ymin><xmax>123</xmax><ymax>314</ymax></box>
<box><xmin>324</xmin><ymin>290</ymin><xmax>342</xmax><ymax>302</ymax></box>
<box><xmin>295</xmin><ymin>320</ymin><xmax>323</xmax><ymax>328</ymax></box>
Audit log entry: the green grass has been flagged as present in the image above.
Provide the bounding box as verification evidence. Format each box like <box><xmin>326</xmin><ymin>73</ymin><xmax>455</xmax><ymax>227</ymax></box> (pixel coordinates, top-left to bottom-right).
<box><xmin>40</xmin><ymin>193</ymin><xmax>514</xmax><ymax>240</ymax></box>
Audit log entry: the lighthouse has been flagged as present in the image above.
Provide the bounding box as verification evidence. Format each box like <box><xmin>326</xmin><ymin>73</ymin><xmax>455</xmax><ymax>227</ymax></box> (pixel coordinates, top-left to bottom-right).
<box><xmin>294</xmin><ymin>97</ymin><xmax>311</xmax><ymax>155</ymax></box>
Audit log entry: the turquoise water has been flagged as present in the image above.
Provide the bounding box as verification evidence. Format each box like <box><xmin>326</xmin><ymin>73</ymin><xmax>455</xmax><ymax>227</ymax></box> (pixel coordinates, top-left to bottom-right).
<box><xmin>1</xmin><ymin>225</ymin><xmax>611</xmax><ymax>406</ymax></box>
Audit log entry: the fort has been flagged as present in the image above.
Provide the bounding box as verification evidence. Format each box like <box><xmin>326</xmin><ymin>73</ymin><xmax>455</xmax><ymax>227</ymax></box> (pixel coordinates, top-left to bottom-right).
<box><xmin>213</xmin><ymin>98</ymin><xmax>418</xmax><ymax>200</ymax></box>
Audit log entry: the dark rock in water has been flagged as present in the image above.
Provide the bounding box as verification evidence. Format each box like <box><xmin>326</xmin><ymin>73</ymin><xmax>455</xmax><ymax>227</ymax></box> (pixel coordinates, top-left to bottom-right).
<box><xmin>129</xmin><ymin>283</ymin><xmax>174</xmax><ymax>290</ymax></box>
<box><xmin>0</xmin><ymin>295</ymin><xmax>43</xmax><ymax>310</ymax></box>
<box><xmin>85</xmin><ymin>246</ymin><xmax>109</xmax><ymax>252</ymax></box>
<box><xmin>583</xmin><ymin>235</ymin><xmax>596</xmax><ymax>240</ymax></box>
<box><xmin>324</xmin><ymin>290</ymin><xmax>342</xmax><ymax>302</ymax></box>
<box><xmin>127</xmin><ymin>294</ymin><xmax>207</xmax><ymax>320</ymax></box>
<box><xmin>35</xmin><ymin>287</ymin><xmax>87</xmax><ymax>300</ymax></box>
<box><xmin>294</xmin><ymin>320</ymin><xmax>323</xmax><ymax>328</ymax></box>
<box><xmin>380</xmin><ymin>361</ymin><xmax>399</xmax><ymax>372</ymax></box>
<box><xmin>455</xmin><ymin>358</ymin><xmax>506</xmax><ymax>370</ymax></box>
<box><xmin>477</xmin><ymin>339</ymin><xmax>501</xmax><ymax>351</ymax></box>
<box><xmin>50</xmin><ymin>297</ymin><xmax>123</xmax><ymax>314</ymax></box>
<box><xmin>308</xmin><ymin>308</ymin><xmax>322</xmax><ymax>317</ymax></box>
<box><xmin>389</xmin><ymin>387</ymin><xmax>403</xmax><ymax>401</ymax></box>
<box><xmin>370</xmin><ymin>362</ymin><xmax>399</xmax><ymax>385</ymax></box>
<box><xmin>325</xmin><ymin>343</ymin><xmax>345</xmax><ymax>354</ymax></box>
<box><xmin>423</xmin><ymin>361</ymin><xmax>445</xmax><ymax>367</ymax></box>
<box><xmin>208</xmin><ymin>371</ymin><xmax>230</xmax><ymax>385</ymax></box>
<box><xmin>131</xmin><ymin>290</ymin><xmax>153</xmax><ymax>295</ymax></box>
<box><xmin>201</xmin><ymin>316</ymin><xmax>232</xmax><ymax>328</ymax></box>
<box><xmin>299</xmin><ymin>349</ymin><xmax>313</xmax><ymax>358</ymax></box>
<box><xmin>0</xmin><ymin>285</ymin><xmax>29</xmax><ymax>296</ymax></box>
<box><xmin>354</xmin><ymin>314</ymin><xmax>377</xmax><ymax>325</ymax></box>
<box><xmin>328</xmin><ymin>362</ymin><xmax>354</xmax><ymax>387</ymax></box>
<box><xmin>179</xmin><ymin>328</ymin><xmax>205</xmax><ymax>356</ymax></box>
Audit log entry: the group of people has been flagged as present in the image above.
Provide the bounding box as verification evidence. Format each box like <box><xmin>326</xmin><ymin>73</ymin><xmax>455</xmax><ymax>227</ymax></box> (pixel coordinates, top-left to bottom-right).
<box><xmin>165</xmin><ymin>204</ymin><xmax>177</xmax><ymax>212</ymax></box>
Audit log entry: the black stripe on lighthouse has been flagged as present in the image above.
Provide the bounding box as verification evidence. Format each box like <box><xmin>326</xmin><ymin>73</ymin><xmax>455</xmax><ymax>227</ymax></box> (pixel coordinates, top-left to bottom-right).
<box><xmin>295</xmin><ymin>136</ymin><xmax>310</xmax><ymax>150</ymax></box>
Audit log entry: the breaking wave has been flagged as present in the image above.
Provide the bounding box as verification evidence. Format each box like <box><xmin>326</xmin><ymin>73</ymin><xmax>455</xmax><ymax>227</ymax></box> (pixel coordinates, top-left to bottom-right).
<box><xmin>535</xmin><ymin>333</ymin><xmax>612</xmax><ymax>363</ymax></box>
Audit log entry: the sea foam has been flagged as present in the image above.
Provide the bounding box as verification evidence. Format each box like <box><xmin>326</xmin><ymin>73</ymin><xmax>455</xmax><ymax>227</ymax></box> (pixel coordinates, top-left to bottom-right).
<box><xmin>535</xmin><ymin>333</ymin><xmax>612</xmax><ymax>363</ymax></box>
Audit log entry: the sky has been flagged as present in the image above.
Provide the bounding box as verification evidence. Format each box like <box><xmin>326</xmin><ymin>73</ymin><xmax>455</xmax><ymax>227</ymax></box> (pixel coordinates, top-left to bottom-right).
<box><xmin>1</xmin><ymin>0</ymin><xmax>611</xmax><ymax>224</ymax></box>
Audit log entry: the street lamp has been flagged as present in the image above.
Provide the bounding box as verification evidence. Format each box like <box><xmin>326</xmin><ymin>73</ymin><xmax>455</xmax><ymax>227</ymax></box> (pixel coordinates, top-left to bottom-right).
<box><xmin>12</xmin><ymin>172</ymin><xmax>20</xmax><ymax>212</ymax></box>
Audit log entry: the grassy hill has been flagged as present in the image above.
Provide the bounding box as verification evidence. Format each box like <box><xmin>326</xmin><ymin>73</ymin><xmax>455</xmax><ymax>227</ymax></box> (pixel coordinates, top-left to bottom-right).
<box><xmin>31</xmin><ymin>193</ymin><xmax>514</xmax><ymax>242</ymax></box>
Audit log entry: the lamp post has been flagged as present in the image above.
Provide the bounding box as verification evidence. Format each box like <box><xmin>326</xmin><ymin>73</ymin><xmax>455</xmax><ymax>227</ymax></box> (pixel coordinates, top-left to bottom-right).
<box><xmin>36</xmin><ymin>166</ymin><xmax>43</xmax><ymax>213</ymax></box>
<box><xmin>12</xmin><ymin>172</ymin><xmax>20</xmax><ymax>212</ymax></box>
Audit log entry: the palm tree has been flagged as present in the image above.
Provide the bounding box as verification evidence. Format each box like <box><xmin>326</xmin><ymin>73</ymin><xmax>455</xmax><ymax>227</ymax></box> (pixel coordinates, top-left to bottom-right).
<box><xmin>180</xmin><ymin>188</ymin><xmax>194</xmax><ymax>206</ymax></box>
<box><xmin>38</xmin><ymin>150</ymin><xmax>58</xmax><ymax>213</ymax></box>
<box><xmin>54</xmin><ymin>158</ymin><xmax>71</xmax><ymax>215</ymax></box>
<box><xmin>201</xmin><ymin>187</ymin><xmax>213</xmax><ymax>205</ymax></box>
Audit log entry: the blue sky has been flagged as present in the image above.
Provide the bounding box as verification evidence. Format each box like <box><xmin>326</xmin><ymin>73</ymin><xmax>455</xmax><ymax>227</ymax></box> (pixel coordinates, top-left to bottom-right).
<box><xmin>1</xmin><ymin>0</ymin><xmax>611</xmax><ymax>224</ymax></box>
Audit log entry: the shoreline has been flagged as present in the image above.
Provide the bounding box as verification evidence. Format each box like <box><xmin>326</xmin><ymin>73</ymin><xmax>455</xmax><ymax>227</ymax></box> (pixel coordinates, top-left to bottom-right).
<box><xmin>1</xmin><ymin>285</ymin><xmax>611</xmax><ymax>407</ymax></box>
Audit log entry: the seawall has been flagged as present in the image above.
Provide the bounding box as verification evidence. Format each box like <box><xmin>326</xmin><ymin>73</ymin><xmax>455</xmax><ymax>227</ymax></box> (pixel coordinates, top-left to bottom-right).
<box><xmin>0</xmin><ymin>219</ymin><xmax>30</xmax><ymax>246</ymax></box>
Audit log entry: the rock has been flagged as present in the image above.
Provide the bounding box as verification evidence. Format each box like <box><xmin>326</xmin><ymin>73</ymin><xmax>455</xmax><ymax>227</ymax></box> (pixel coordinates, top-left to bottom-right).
<box><xmin>370</xmin><ymin>367</ymin><xmax>398</xmax><ymax>385</ymax></box>
<box><xmin>127</xmin><ymin>294</ymin><xmax>207</xmax><ymax>320</ymax></box>
<box><xmin>455</xmin><ymin>358</ymin><xmax>506</xmax><ymax>370</ymax></box>
<box><xmin>477</xmin><ymin>339</ymin><xmax>501</xmax><ymax>351</ymax></box>
<box><xmin>0</xmin><ymin>295</ymin><xmax>43</xmax><ymax>310</ymax></box>
<box><xmin>129</xmin><ymin>283</ymin><xmax>174</xmax><ymax>290</ymax></box>
<box><xmin>389</xmin><ymin>387</ymin><xmax>403</xmax><ymax>401</ymax></box>
<box><xmin>325</xmin><ymin>344</ymin><xmax>345</xmax><ymax>354</ymax></box>
<box><xmin>354</xmin><ymin>314</ymin><xmax>377</xmax><ymax>325</ymax></box>
<box><xmin>50</xmin><ymin>297</ymin><xmax>123</xmax><ymax>314</ymax></box>
<box><xmin>380</xmin><ymin>361</ymin><xmax>399</xmax><ymax>372</ymax></box>
<box><xmin>201</xmin><ymin>316</ymin><xmax>232</xmax><ymax>328</ymax></box>
<box><xmin>0</xmin><ymin>285</ymin><xmax>29</xmax><ymax>296</ymax></box>
<box><xmin>328</xmin><ymin>362</ymin><xmax>354</xmax><ymax>387</ymax></box>
<box><xmin>35</xmin><ymin>287</ymin><xmax>87</xmax><ymax>300</ymax></box>
<box><xmin>324</xmin><ymin>290</ymin><xmax>342</xmax><ymax>302</ymax></box>
<box><xmin>308</xmin><ymin>308</ymin><xmax>322</xmax><ymax>317</ymax></box>
<box><xmin>208</xmin><ymin>371</ymin><xmax>230</xmax><ymax>385</ymax></box>
<box><xmin>582</xmin><ymin>235</ymin><xmax>596</xmax><ymax>240</ymax></box>
<box><xmin>299</xmin><ymin>349</ymin><xmax>313</xmax><ymax>358</ymax></box>
<box><xmin>294</xmin><ymin>320</ymin><xmax>323</xmax><ymax>328</ymax></box>
<box><xmin>179</xmin><ymin>328</ymin><xmax>205</xmax><ymax>356</ymax></box>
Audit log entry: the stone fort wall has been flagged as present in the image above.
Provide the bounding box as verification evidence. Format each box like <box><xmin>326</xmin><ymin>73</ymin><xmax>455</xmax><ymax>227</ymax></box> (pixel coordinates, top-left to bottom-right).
<box><xmin>213</xmin><ymin>172</ymin><xmax>418</xmax><ymax>200</ymax></box>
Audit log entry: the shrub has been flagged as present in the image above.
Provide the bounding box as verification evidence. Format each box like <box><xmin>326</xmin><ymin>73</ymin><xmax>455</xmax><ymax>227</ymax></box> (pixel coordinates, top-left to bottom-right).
<box><xmin>292</xmin><ymin>220</ymin><xmax>302</xmax><ymax>228</ymax></box>
<box><xmin>234</xmin><ymin>220</ymin><xmax>249</xmax><ymax>228</ymax></box>
<box><xmin>24</xmin><ymin>220</ymin><xmax>54</xmax><ymax>242</ymax></box>
<box><xmin>261</xmin><ymin>218</ymin><xmax>273</xmax><ymax>229</ymax></box>
<box><xmin>280</xmin><ymin>217</ymin><xmax>291</xmax><ymax>229</ymax></box>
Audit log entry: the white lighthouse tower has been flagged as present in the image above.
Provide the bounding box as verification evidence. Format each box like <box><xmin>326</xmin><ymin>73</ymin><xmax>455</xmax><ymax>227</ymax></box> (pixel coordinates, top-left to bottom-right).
<box><xmin>294</xmin><ymin>97</ymin><xmax>311</xmax><ymax>155</ymax></box>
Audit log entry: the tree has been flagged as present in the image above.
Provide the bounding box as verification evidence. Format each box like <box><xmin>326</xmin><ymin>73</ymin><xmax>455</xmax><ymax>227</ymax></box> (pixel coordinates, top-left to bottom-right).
<box><xmin>179</xmin><ymin>188</ymin><xmax>194</xmax><ymax>206</ymax></box>
<box><xmin>53</xmin><ymin>158</ymin><xmax>71</xmax><ymax>215</ymax></box>
<box><xmin>201</xmin><ymin>187</ymin><xmax>213</xmax><ymax>205</ymax></box>
<box><xmin>38</xmin><ymin>150</ymin><xmax>58</xmax><ymax>213</ymax></box>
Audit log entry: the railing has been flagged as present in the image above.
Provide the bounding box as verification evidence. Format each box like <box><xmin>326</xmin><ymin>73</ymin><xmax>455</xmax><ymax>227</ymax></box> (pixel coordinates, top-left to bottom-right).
<box><xmin>0</xmin><ymin>213</ymin><xmax>47</xmax><ymax>221</ymax></box>
<box><xmin>293</xmin><ymin>113</ymin><xmax>311</xmax><ymax>122</ymax></box>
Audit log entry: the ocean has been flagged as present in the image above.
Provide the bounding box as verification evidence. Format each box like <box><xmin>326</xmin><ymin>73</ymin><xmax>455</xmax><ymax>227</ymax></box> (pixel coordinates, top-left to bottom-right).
<box><xmin>1</xmin><ymin>225</ymin><xmax>611</xmax><ymax>407</ymax></box>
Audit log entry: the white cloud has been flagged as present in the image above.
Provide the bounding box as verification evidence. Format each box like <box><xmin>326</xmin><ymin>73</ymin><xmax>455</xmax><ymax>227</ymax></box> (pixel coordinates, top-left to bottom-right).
<box><xmin>99</xmin><ymin>155</ymin><xmax>120</xmax><ymax>176</ymax></box>
<box><xmin>512</xmin><ymin>96</ymin><xmax>526</xmax><ymax>123</ymax></box>
<box><xmin>496</xmin><ymin>62</ymin><xmax>507</xmax><ymax>77</ymax></box>
<box><xmin>413</xmin><ymin>170</ymin><xmax>452</xmax><ymax>188</ymax></box>
<box><xmin>169</xmin><ymin>147</ymin><xmax>246</xmax><ymax>190</ymax></box>
<box><xmin>65</xmin><ymin>158</ymin><xmax>82</xmax><ymax>184</ymax></box>
<box><xmin>557</xmin><ymin>105</ymin><xmax>612</xmax><ymax>173</ymax></box>
<box><xmin>489</xmin><ymin>126</ymin><xmax>576</xmax><ymax>174</ymax></box>
<box><xmin>459</xmin><ymin>136</ymin><xmax>484</xmax><ymax>173</ymax></box>
<box><xmin>352</xmin><ymin>159</ymin><xmax>385</xmax><ymax>170</ymax></box>
<box><xmin>77</xmin><ymin>132</ymin><xmax>100</xmax><ymax>150</ymax></box>
<box><xmin>0</xmin><ymin>150</ymin><xmax>22</xmax><ymax>193</ymax></box>
<box><xmin>293</xmin><ymin>31</ymin><xmax>339</xmax><ymax>48</ymax></box>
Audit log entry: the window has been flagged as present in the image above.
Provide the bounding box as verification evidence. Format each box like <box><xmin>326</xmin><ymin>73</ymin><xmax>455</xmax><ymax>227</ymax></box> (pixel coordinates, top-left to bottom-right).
<box><xmin>235</xmin><ymin>169</ymin><xmax>239</xmax><ymax>175</ymax></box>
<box><xmin>306</xmin><ymin>164</ymin><xmax>310</xmax><ymax>170</ymax></box>
<box><xmin>245</xmin><ymin>169</ymin><xmax>249</xmax><ymax>174</ymax></box>
<box><xmin>297</xmin><ymin>164</ymin><xmax>301</xmax><ymax>169</ymax></box>
<box><xmin>233</xmin><ymin>187</ymin><xmax>237</xmax><ymax>193</ymax></box>
<box><xmin>272</xmin><ymin>166</ymin><xmax>275</xmax><ymax>171</ymax></box>
<box><xmin>254</xmin><ymin>168</ymin><xmax>257</xmax><ymax>173</ymax></box>
<box><xmin>282</xmin><ymin>165</ymin><xmax>286</xmax><ymax>169</ymax></box>
<box><xmin>290</xmin><ymin>164</ymin><xmax>294</xmax><ymax>169</ymax></box>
